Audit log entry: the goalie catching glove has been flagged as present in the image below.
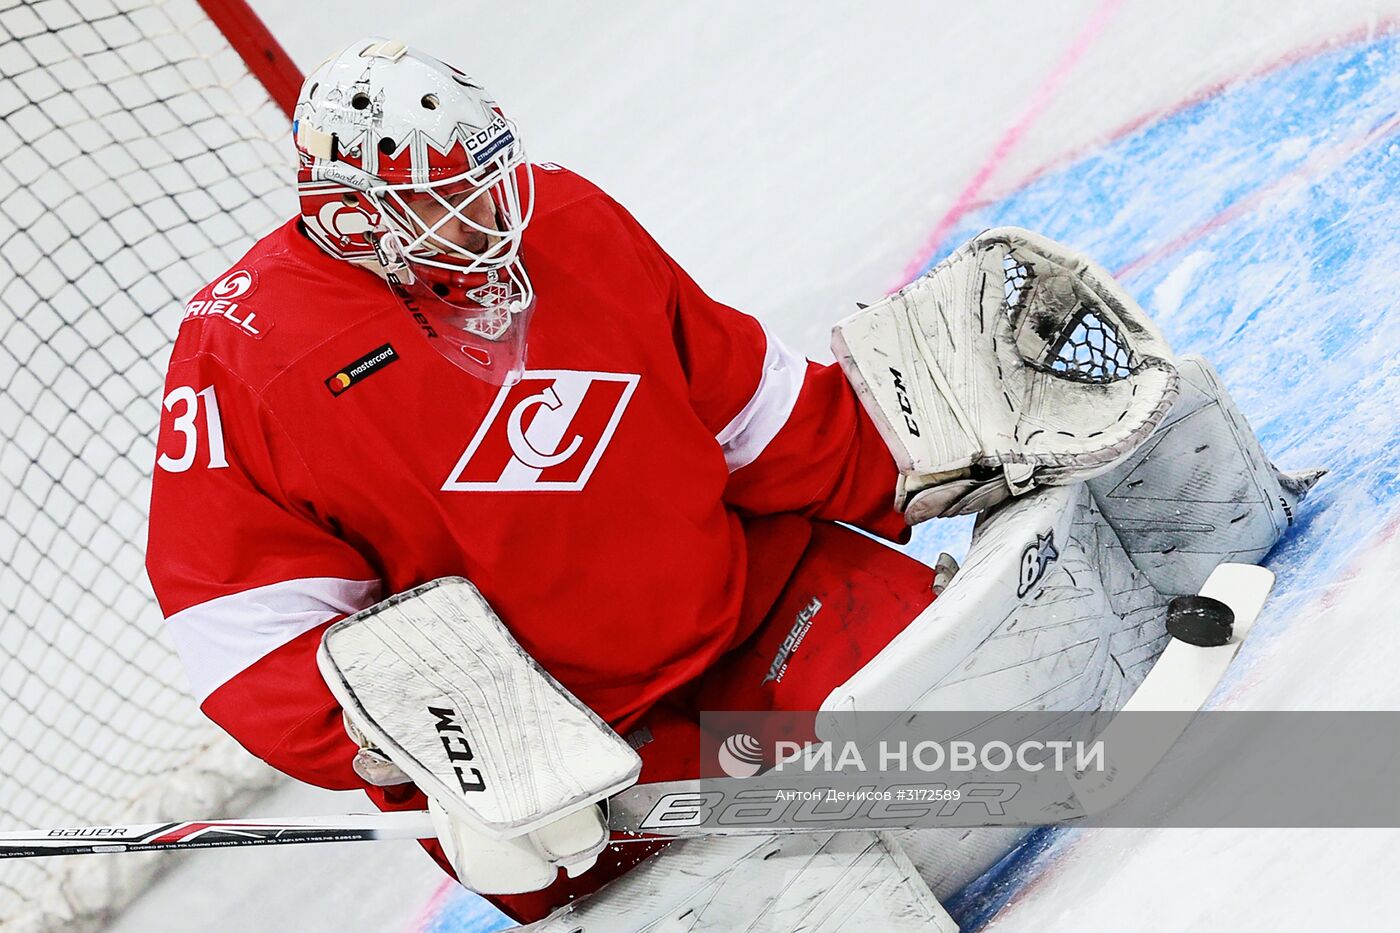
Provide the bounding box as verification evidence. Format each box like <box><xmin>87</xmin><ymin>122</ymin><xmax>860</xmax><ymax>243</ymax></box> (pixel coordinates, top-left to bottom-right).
<box><xmin>834</xmin><ymin>227</ymin><xmax>1179</xmax><ymax>521</ymax></box>
<box><xmin>317</xmin><ymin>578</ymin><xmax>642</xmax><ymax>894</ymax></box>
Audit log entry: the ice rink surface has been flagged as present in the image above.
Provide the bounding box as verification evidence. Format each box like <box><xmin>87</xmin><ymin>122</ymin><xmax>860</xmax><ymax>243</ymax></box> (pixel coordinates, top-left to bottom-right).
<box><xmin>114</xmin><ymin>2</ymin><xmax>1400</xmax><ymax>930</ymax></box>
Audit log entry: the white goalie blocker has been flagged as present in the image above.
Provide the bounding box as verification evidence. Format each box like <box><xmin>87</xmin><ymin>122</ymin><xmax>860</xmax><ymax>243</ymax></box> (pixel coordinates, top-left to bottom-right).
<box><xmin>317</xmin><ymin>578</ymin><xmax>642</xmax><ymax>893</ymax></box>
<box><xmin>834</xmin><ymin>227</ymin><xmax>1181</xmax><ymax>521</ymax></box>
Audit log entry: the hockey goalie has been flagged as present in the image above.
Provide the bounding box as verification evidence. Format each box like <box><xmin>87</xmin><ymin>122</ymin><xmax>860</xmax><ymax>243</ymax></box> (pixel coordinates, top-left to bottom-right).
<box><xmin>145</xmin><ymin>37</ymin><xmax>1320</xmax><ymax>930</ymax></box>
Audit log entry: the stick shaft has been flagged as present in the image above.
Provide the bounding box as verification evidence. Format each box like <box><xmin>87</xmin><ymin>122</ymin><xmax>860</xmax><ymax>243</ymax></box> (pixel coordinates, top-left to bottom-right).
<box><xmin>0</xmin><ymin>771</ymin><xmax>895</xmax><ymax>862</ymax></box>
<box><xmin>0</xmin><ymin>812</ymin><xmax>436</xmax><ymax>859</ymax></box>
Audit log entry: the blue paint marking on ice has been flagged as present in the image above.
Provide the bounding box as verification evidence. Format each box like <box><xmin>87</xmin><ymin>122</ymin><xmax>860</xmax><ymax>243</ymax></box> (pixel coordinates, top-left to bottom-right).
<box><xmin>416</xmin><ymin>883</ymin><xmax>515</xmax><ymax>933</ymax></box>
<box><xmin>909</xmin><ymin>32</ymin><xmax>1400</xmax><ymax>933</ymax></box>
<box><xmin>426</xmin><ymin>33</ymin><xmax>1400</xmax><ymax>933</ymax></box>
<box><xmin>941</xmin><ymin>827</ymin><xmax>1062</xmax><ymax>924</ymax></box>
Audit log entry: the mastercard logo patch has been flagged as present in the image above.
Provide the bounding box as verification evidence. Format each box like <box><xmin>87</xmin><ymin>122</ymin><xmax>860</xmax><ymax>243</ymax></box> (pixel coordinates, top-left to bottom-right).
<box><xmin>325</xmin><ymin>343</ymin><xmax>398</xmax><ymax>397</ymax></box>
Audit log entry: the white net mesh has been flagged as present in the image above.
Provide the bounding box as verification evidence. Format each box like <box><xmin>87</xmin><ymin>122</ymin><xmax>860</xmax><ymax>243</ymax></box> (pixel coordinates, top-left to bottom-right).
<box><xmin>0</xmin><ymin>0</ymin><xmax>293</xmax><ymax>928</ymax></box>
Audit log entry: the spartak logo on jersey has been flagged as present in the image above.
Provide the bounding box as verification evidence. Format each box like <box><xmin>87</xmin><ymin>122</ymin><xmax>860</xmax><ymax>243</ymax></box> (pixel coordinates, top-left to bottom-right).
<box><xmin>443</xmin><ymin>370</ymin><xmax>639</xmax><ymax>492</ymax></box>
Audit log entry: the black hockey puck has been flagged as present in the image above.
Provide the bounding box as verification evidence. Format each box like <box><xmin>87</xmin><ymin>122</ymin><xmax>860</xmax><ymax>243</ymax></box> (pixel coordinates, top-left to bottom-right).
<box><xmin>1165</xmin><ymin>595</ymin><xmax>1235</xmax><ymax>647</ymax></box>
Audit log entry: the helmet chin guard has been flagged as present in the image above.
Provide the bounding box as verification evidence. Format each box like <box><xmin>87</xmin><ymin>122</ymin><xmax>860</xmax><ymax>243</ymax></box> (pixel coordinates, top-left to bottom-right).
<box><xmin>383</xmin><ymin>242</ymin><xmax>536</xmax><ymax>386</ymax></box>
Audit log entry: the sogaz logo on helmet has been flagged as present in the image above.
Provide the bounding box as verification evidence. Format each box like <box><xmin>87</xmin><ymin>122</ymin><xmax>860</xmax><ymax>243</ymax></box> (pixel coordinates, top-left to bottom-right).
<box><xmin>464</xmin><ymin>115</ymin><xmax>513</xmax><ymax>167</ymax></box>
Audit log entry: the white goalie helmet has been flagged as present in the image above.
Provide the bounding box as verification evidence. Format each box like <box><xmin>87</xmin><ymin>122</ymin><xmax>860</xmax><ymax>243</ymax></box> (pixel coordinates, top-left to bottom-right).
<box><xmin>293</xmin><ymin>38</ymin><xmax>536</xmax><ymax>385</ymax></box>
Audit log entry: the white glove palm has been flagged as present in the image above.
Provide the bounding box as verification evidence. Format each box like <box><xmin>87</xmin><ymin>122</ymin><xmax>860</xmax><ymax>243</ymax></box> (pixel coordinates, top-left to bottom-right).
<box><xmin>429</xmin><ymin>797</ymin><xmax>608</xmax><ymax>894</ymax></box>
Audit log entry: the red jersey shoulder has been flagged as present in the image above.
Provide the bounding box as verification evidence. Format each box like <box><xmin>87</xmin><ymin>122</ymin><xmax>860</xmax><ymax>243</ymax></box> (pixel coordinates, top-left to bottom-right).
<box><xmin>172</xmin><ymin>219</ymin><xmax>395</xmax><ymax>391</ymax></box>
<box><xmin>528</xmin><ymin>163</ymin><xmax>639</xmax><ymax>236</ymax></box>
<box><xmin>524</xmin><ymin>165</ymin><xmax>670</xmax><ymax>293</ymax></box>
<box><xmin>179</xmin><ymin>220</ymin><xmax>298</xmax><ymax>344</ymax></box>
<box><xmin>528</xmin><ymin>162</ymin><xmax>605</xmax><ymax>217</ymax></box>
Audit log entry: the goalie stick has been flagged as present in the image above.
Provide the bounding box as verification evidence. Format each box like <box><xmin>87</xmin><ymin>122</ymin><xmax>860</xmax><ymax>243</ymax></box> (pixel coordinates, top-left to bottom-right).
<box><xmin>0</xmin><ymin>812</ymin><xmax>436</xmax><ymax>859</ymax></box>
<box><xmin>0</xmin><ymin>563</ymin><xmax>1272</xmax><ymax>860</ymax></box>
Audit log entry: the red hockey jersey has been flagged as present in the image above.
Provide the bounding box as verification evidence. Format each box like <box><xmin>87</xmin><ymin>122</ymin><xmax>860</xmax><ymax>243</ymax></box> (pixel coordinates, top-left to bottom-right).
<box><xmin>146</xmin><ymin>166</ymin><xmax>906</xmax><ymax>790</ymax></box>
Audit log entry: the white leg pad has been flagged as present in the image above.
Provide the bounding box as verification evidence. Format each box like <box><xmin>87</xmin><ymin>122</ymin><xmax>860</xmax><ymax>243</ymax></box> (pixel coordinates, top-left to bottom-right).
<box><xmin>522</xmin><ymin>832</ymin><xmax>958</xmax><ymax>932</ymax></box>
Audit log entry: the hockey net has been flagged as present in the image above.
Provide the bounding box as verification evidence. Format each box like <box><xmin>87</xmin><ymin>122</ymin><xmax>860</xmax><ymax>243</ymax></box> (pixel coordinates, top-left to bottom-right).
<box><xmin>0</xmin><ymin>1</ymin><xmax>300</xmax><ymax>928</ymax></box>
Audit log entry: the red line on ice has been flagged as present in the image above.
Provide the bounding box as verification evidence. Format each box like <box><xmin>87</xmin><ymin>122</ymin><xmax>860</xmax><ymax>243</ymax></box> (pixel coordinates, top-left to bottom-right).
<box><xmin>899</xmin><ymin>0</ymin><xmax>1126</xmax><ymax>285</ymax></box>
<box><xmin>409</xmin><ymin>878</ymin><xmax>460</xmax><ymax>933</ymax></box>
<box><xmin>901</xmin><ymin>15</ymin><xmax>1400</xmax><ymax>283</ymax></box>
<box><xmin>988</xmin><ymin>16</ymin><xmax>1400</xmax><ymax>218</ymax></box>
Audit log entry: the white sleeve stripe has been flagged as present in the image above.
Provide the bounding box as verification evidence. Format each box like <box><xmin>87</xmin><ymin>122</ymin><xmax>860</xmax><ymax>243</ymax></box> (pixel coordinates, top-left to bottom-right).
<box><xmin>715</xmin><ymin>328</ymin><xmax>808</xmax><ymax>472</ymax></box>
<box><xmin>167</xmin><ymin>576</ymin><xmax>383</xmax><ymax>703</ymax></box>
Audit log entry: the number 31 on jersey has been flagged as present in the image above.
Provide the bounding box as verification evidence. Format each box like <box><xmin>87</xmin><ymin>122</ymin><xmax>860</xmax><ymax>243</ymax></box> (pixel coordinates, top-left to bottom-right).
<box><xmin>157</xmin><ymin>385</ymin><xmax>228</xmax><ymax>472</ymax></box>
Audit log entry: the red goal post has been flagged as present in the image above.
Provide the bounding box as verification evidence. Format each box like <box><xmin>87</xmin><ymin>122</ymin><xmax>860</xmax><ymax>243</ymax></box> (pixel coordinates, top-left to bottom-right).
<box><xmin>0</xmin><ymin>1</ymin><xmax>303</xmax><ymax>929</ymax></box>
<box><xmin>195</xmin><ymin>0</ymin><xmax>301</xmax><ymax>116</ymax></box>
